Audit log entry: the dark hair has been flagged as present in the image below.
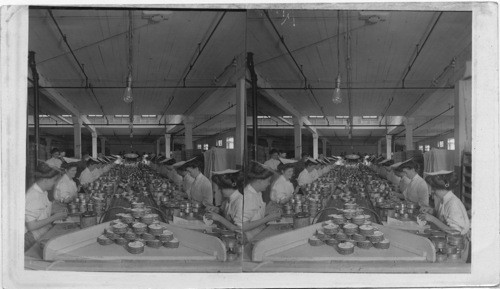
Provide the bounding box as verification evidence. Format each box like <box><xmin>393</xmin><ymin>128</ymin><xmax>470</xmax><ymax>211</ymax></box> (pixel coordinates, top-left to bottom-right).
<box><xmin>269</xmin><ymin>149</ymin><xmax>279</xmax><ymax>155</ymax></box>
<box><xmin>164</xmin><ymin>158</ymin><xmax>177</xmax><ymax>166</ymax></box>
<box><xmin>50</xmin><ymin>148</ymin><xmax>60</xmax><ymax>155</ymax></box>
<box><xmin>399</xmin><ymin>160</ymin><xmax>419</xmax><ymax>171</ymax></box>
<box><xmin>62</xmin><ymin>162</ymin><xmax>79</xmax><ymax>170</ymax></box>
<box><xmin>305</xmin><ymin>160</ymin><xmax>316</xmax><ymax>167</ymax></box>
<box><xmin>277</xmin><ymin>162</ymin><xmax>295</xmax><ymax>173</ymax></box>
<box><xmin>35</xmin><ymin>163</ymin><xmax>60</xmax><ymax>180</ymax></box>
<box><xmin>425</xmin><ymin>173</ymin><xmax>459</xmax><ymax>190</ymax></box>
<box><xmin>212</xmin><ymin>172</ymin><xmax>243</xmax><ymax>190</ymax></box>
<box><xmin>246</xmin><ymin>162</ymin><xmax>274</xmax><ymax>182</ymax></box>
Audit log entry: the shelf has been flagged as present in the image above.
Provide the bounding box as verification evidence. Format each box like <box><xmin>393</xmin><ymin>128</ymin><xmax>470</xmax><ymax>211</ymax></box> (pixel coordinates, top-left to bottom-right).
<box><xmin>463</xmin><ymin>192</ymin><xmax>471</xmax><ymax>199</ymax></box>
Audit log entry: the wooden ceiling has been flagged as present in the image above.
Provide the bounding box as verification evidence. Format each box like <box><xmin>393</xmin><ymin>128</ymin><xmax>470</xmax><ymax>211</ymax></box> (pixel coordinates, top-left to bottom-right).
<box><xmin>28</xmin><ymin>7</ymin><xmax>471</xmax><ymax>147</ymax></box>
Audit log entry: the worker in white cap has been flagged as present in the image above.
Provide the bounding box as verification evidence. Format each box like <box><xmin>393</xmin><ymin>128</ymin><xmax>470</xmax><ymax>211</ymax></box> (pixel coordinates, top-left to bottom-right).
<box><xmin>270</xmin><ymin>159</ymin><xmax>299</xmax><ymax>204</ymax></box>
<box><xmin>418</xmin><ymin>171</ymin><xmax>470</xmax><ymax>235</ymax></box>
<box><xmin>205</xmin><ymin>170</ymin><xmax>243</xmax><ymax>232</ymax></box>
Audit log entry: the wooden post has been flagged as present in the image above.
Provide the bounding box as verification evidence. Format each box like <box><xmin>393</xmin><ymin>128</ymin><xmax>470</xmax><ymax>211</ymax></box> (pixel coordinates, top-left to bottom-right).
<box><xmin>293</xmin><ymin>117</ymin><xmax>303</xmax><ymax>159</ymax></box>
<box><xmin>386</xmin><ymin>135</ymin><xmax>392</xmax><ymax>160</ymax></box>
<box><xmin>72</xmin><ymin>116</ymin><xmax>82</xmax><ymax>159</ymax></box>
<box><xmin>91</xmin><ymin>132</ymin><xmax>97</xmax><ymax>158</ymax></box>
<box><xmin>235</xmin><ymin>77</ymin><xmax>246</xmax><ymax>167</ymax></box>
<box><xmin>312</xmin><ymin>133</ymin><xmax>319</xmax><ymax>159</ymax></box>
<box><xmin>165</xmin><ymin>133</ymin><xmax>171</xmax><ymax>158</ymax></box>
<box><xmin>404</xmin><ymin>117</ymin><xmax>415</xmax><ymax>151</ymax></box>
<box><xmin>184</xmin><ymin>116</ymin><xmax>194</xmax><ymax>150</ymax></box>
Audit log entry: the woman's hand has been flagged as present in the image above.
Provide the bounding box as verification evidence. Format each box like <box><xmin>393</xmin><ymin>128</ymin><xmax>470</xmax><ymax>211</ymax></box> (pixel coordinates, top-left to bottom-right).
<box><xmin>204</xmin><ymin>205</ymin><xmax>220</xmax><ymax>214</ymax></box>
<box><xmin>267</xmin><ymin>211</ymin><xmax>282</xmax><ymax>222</ymax></box>
<box><xmin>419</xmin><ymin>206</ymin><xmax>434</xmax><ymax>214</ymax></box>
<box><xmin>52</xmin><ymin>211</ymin><xmax>68</xmax><ymax>222</ymax></box>
<box><xmin>205</xmin><ymin>212</ymin><xmax>223</xmax><ymax>222</ymax></box>
<box><xmin>418</xmin><ymin>212</ymin><xmax>437</xmax><ymax>223</ymax></box>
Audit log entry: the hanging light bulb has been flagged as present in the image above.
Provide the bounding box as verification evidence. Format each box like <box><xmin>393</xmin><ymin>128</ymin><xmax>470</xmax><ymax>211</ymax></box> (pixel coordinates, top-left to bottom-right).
<box><xmin>332</xmin><ymin>74</ymin><xmax>342</xmax><ymax>104</ymax></box>
<box><xmin>123</xmin><ymin>73</ymin><xmax>133</xmax><ymax>103</ymax></box>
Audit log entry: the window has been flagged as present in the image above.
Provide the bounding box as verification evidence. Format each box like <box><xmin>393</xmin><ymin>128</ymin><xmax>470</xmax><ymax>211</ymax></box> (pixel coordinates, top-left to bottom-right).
<box><xmin>197</xmin><ymin>144</ymin><xmax>202</xmax><ymax>149</ymax></box>
<box><xmin>226</xmin><ymin>137</ymin><xmax>234</xmax><ymax>149</ymax></box>
<box><xmin>362</xmin><ymin>116</ymin><xmax>378</xmax><ymax>119</ymax></box>
<box><xmin>203</xmin><ymin>144</ymin><xmax>209</xmax><ymax>150</ymax></box>
<box><xmin>216</xmin><ymin>139</ymin><xmax>223</xmax><ymax>147</ymax></box>
<box><xmin>425</xmin><ymin>145</ymin><xmax>430</xmax><ymax>152</ymax></box>
<box><xmin>418</xmin><ymin>145</ymin><xmax>424</xmax><ymax>152</ymax></box>
<box><xmin>141</xmin><ymin>115</ymin><xmax>157</xmax><ymax>118</ymax></box>
<box><xmin>282</xmin><ymin>116</ymin><xmax>292</xmax><ymax>119</ymax></box>
<box><xmin>61</xmin><ymin>115</ymin><xmax>72</xmax><ymax>118</ymax></box>
<box><xmin>257</xmin><ymin>115</ymin><xmax>270</xmax><ymax>119</ymax></box>
<box><xmin>447</xmin><ymin>138</ymin><xmax>455</xmax><ymax>150</ymax></box>
<box><xmin>308</xmin><ymin>116</ymin><xmax>324</xmax><ymax>119</ymax></box>
<box><xmin>114</xmin><ymin>115</ymin><xmax>129</xmax><ymax>118</ymax></box>
<box><xmin>336</xmin><ymin>116</ymin><xmax>349</xmax><ymax>119</ymax></box>
<box><xmin>437</xmin><ymin>140</ymin><xmax>444</xmax><ymax>148</ymax></box>
<box><xmin>88</xmin><ymin>114</ymin><xmax>103</xmax><ymax>117</ymax></box>
<box><xmin>39</xmin><ymin>114</ymin><xmax>50</xmax><ymax>118</ymax></box>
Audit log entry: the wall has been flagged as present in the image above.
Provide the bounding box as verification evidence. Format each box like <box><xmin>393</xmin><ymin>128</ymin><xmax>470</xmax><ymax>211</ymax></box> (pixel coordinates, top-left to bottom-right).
<box><xmin>415</xmin><ymin>130</ymin><xmax>455</xmax><ymax>152</ymax></box>
<box><xmin>194</xmin><ymin>129</ymin><xmax>236</xmax><ymax>150</ymax></box>
<box><xmin>108</xmin><ymin>143</ymin><xmax>156</xmax><ymax>155</ymax></box>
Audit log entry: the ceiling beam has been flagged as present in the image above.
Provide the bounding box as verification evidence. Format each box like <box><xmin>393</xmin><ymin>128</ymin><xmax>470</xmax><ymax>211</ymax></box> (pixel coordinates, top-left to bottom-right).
<box><xmin>255</xmin><ymin>71</ymin><xmax>319</xmax><ymax>136</ymax></box>
<box><xmin>35</xmin><ymin>72</ymin><xmax>97</xmax><ymax>134</ymax></box>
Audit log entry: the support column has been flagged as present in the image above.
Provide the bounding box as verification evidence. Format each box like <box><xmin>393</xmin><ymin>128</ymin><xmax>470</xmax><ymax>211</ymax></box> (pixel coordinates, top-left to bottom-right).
<box><xmin>404</xmin><ymin>117</ymin><xmax>415</xmax><ymax>151</ymax></box>
<box><xmin>45</xmin><ymin>137</ymin><xmax>52</xmax><ymax>157</ymax></box>
<box><xmin>100</xmin><ymin>137</ymin><xmax>106</xmax><ymax>155</ymax></box>
<box><xmin>386</xmin><ymin>134</ymin><xmax>392</xmax><ymax>160</ymax></box>
<box><xmin>235</xmin><ymin>77</ymin><xmax>246</xmax><ymax>167</ymax></box>
<box><xmin>322</xmin><ymin>138</ymin><xmax>327</xmax><ymax>156</ymax></box>
<box><xmin>165</xmin><ymin>133</ymin><xmax>171</xmax><ymax>158</ymax></box>
<box><xmin>91</xmin><ymin>132</ymin><xmax>98</xmax><ymax>158</ymax></box>
<box><xmin>293</xmin><ymin>117</ymin><xmax>303</xmax><ymax>159</ymax></box>
<box><xmin>377</xmin><ymin>138</ymin><xmax>383</xmax><ymax>155</ymax></box>
<box><xmin>454</xmin><ymin>62</ymin><xmax>472</xmax><ymax>166</ymax></box>
<box><xmin>72</xmin><ymin>116</ymin><xmax>82</xmax><ymax>159</ymax></box>
<box><xmin>312</xmin><ymin>133</ymin><xmax>319</xmax><ymax>159</ymax></box>
<box><xmin>184</xmin><ymin>116</ymin><xmax>194</xmax><ymax>150</ymax></box>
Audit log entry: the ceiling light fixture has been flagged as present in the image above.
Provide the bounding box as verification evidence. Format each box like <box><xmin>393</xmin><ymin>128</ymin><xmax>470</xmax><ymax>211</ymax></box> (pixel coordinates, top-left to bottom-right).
<box><xmin>332</xmin><ymin>10</ymin><xmax>342</xmax><ymax>104</ymax></box>
<box><xmin>123</xmin><ymin>11</ymin><xmax>134</xmax><ymax>103</ymax></box>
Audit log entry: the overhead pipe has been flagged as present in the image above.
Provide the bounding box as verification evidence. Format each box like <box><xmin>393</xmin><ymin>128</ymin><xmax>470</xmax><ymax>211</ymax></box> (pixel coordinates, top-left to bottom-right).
<box><xmin>28</xmin><ymin>51</ymin><xmax>40</xmax><ymax>164</ymax></box>
<box><xmin>47</xmin><ymin>9</ymin><xmax>109</xmax><ymax>123</ymax></box>
<box><xmin>263</xmin><ymin>10</ymin><xmax>329</xmax><ymax>123</ymax></box>
<box><xmin>159</xmin><ymin>12</ymin><xmax>226</xmax><ymax>123</ymax></box>
<box><xmin>257</xmin><ymin>86</ymin><xmax>454</xmax><ymax>90</ymax></box>
<box><xmin>401</xmin><ymin>12</ymin><xmax>443</xmax><ymax>88</ymax></box>
<box><xmin>248</xmin><ymin>52</ymin><xmax>259</xmax><ymax>161</ymax></box>
<box><xmin>171</xmin><ymin>104</ymin><xmax>235</xmax><ymax>136</ymax></box>
<box><xmin>42</xmin><ymin>85</ymin><xmax>453</xmax><ymax>90</ymax></box>
<box><xmin>393</xmin><ymin>105</ymin><xmax>454</xmax><ymax>136</ymax></box>
<box><xmin>246</xmin><ymin>124</ymin><xmax>405</xmax><ymax>128</ymax></box>
<box><xmin>182</xmin><ymin>11</ymin><xmax>227</xmax><ymax>87</ymax></box>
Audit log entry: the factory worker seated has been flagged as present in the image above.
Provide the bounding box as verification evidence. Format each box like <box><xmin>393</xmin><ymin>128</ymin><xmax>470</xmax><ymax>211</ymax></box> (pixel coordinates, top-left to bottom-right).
<box><xmin>309</xmin><ymin>160</ymin><xmax>321</xmax><ymax>181</ymax></box>
<box><xmin>388</xmin><ymin>161</ymin><xmax>411</xmax><ymax>195</ymax></box>
<box><xmin>181</xmin><ymin>157</ymin><xmax>219</xmax><ymax>209</ymax></box>
<box><xmin>172</xmin><ymin>160</ymin><xmax>194</xmax><ymax>199</ymax></box>
<box><xmin>205</xmin><ymin>170</ymin><xmax>243</xmax><ymax>232</ymax></box>
<box><xmin>263</xmin><ymin>149</ymin><xmax>281</xmax><ymax>171</ymax></box>
<box><xmin>162</xmin><ymin>158</ymin><xmax>183</xmax><ymax>188</ymax></box>
<box><xmin>297</xmin><ymin>158</ymin><xmax>318</xmax><ymax>187</ymax></box>
<box><xmin>25</xmin><ymin>163</ymin><xmax>68</xmax><ymax>251</ymax></box>
<box><xmin>393</xmin><ymin>159</ymin><xmax>429</xmax><ymax>208</ymax></box>
<box><xmin>45</xmin><ymin>148</ymin><xmax>63</xmax><ymax>169</ymax></box>
<box><xmin>270</xmin><ymin>159</ymin><xmax>299</xmax><ymax>204</ymax></box>
<box><xmin>418</xmin><ymin>171</ymin><xmax>470</xmax><ymax>235</ymax></box>
<box><xmin>243</xmin><ymin>162</ymin><xmax>282</xmax><ymax>241</ymax></box>
<box><xmin>52</xmin><ymin>162</ymin><xmax>80</xmax><ymax>212</ymax></box>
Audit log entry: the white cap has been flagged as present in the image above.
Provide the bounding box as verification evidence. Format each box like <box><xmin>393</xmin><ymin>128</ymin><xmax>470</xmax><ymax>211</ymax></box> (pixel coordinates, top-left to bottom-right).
<box><xmin>212</xmin><ymin>169</ymin><xmax>240</xmax><ymax>175</ymax></box>
<box><xmin>279</xmin><ymin>158</ymin><xmax>297</xmax><ymax>164</ymax></box>
<box><xmin>424</xmin><ymin>170</ymin><xmax>453</xmax><ymax>176</ymax></box>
